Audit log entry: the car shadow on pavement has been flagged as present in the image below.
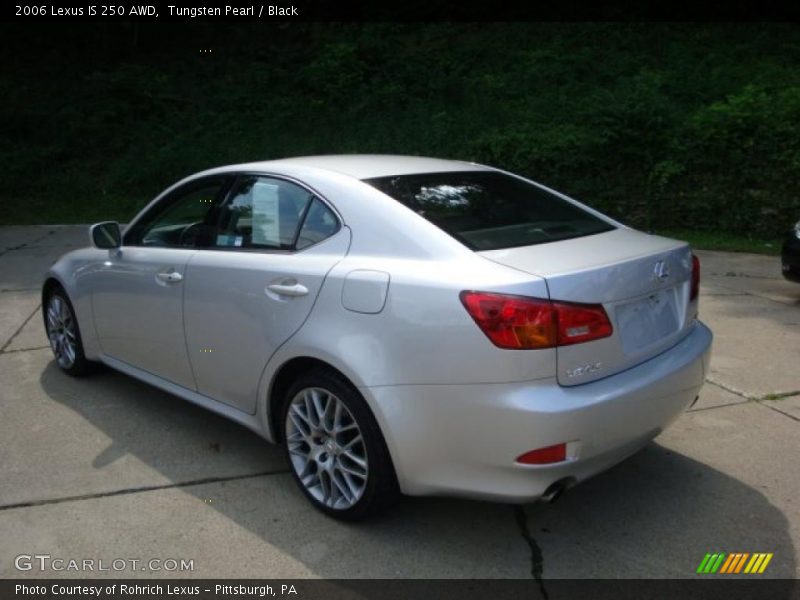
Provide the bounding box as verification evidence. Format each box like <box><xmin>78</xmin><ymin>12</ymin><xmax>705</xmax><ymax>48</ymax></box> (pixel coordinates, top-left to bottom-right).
<box><xmin>39</xmin><ymin>361</ymin><xmax>796</xmax><ymax>580</ymax></box>
<box><xmin>519</xmin><ymin>442</ymin><xmax>797</xmax><ymax>579</ymax></box>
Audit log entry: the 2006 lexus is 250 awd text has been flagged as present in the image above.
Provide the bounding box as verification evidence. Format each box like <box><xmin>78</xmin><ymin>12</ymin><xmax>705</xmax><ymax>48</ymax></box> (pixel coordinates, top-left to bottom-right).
<box><xmin>42</xmin><ymin>155</ymin><xmax>712</xmax><ymax>520</ymax></box>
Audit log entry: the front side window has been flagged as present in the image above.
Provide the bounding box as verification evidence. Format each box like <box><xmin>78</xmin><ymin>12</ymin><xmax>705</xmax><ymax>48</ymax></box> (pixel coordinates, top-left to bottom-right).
<box><xmin>124</xmin><ymin>177</ymin><xmax>230</xmax><ymax>247</ymax></box>
<box><xmin>214</xmin><ymin>176</ymin><xmax>318</xmax><ymax>250</ymax></box>
<box><xmin>363</xmin><ymin>171</ymin><xmax>615</xmax><ymax>251</ymax></box>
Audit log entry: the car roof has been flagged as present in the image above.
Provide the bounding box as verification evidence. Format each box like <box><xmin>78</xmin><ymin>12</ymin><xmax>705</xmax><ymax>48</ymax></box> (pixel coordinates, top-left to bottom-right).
<box><xmin>222</xmin><ymin>154</ymin><xmax>491</xmax><ymax>180</ymax></box>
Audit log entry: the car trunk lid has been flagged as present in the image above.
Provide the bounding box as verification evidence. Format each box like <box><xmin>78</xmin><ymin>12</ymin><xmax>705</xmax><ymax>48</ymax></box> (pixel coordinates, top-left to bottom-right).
<box><xmin>479</xmin><ymin>228</ymin><xmax>696</xmax><ymax>386</ymax></box>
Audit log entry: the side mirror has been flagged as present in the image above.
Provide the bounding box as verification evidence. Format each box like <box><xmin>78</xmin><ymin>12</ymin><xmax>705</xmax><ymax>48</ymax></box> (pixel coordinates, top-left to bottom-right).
<box><xmin>90</xmin><ymin>221</ymin><xmax>122</xmax><ymax>249</ymax></box>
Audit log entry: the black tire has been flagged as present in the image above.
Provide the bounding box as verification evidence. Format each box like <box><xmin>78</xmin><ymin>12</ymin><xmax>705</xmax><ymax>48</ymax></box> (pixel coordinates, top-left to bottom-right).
<box><xmin>281</xmin><ymin>367</ymin><xmax>399</xmax><ymax>521</ymax></box>
<box><xmin>43</xmin><ymin>286</ymin><xmax>93</xmax><ymax>377</ymax></box>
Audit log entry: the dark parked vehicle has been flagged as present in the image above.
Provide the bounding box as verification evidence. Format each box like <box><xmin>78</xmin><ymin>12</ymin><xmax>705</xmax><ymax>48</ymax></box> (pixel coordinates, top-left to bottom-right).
<box><xmin>782</xmin><ymin>221</ymin><xmax>800</xmax><ymax>283</ymax></box>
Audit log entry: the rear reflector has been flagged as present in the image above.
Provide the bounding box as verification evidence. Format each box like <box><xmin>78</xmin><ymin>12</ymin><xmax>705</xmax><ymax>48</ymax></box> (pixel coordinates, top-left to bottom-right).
<box><xmin>516</xmin><ymin>443</ymin><xmax>567</xmax><ymax>465</ymax></box>
<box><xmin>690</xmin><ymin>253</ymin><xmax>700</xmax><ymax>301</ymax></box>
<box><xmin>460</xmin><ymin>291</ymin><xmax>612</xmax><ymax>349</ymax></box>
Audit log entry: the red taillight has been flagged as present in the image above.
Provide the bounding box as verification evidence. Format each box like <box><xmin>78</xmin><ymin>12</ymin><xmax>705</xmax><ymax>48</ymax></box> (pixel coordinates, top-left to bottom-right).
<box><xmin>516</xmin><ymin>443</ymin><xmax>567</xmax><ymax>465</ymax></box>
<box><xmin>553</xmin><ymin>300</ymin><xmax>613</xmax><ymax>346</ymax></box>
<box><xmin>459</xmin><ymin>291</ymin><xmax>612</xmax><ymax>349</ymax></box>
<box><xmin>459</xmin><ymin>291</ymin><xmax>556</xmax><ymax>349</ymax></box>
<box><xmin>690</xmin><ymin>253</ymin><xmax>700</xmax><ymax>301</ymax></box>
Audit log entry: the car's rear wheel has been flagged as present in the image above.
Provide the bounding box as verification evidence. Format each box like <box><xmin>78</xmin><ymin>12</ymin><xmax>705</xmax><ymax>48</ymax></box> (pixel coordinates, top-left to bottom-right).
<box><xmin>281</xmin><ymin>368</ymin><xmax>398</xmax><ymax>520</ymax></box>
<box><xmin>45</xmin><ymin>287</ymin><xmax>92</xmax><ymax>377</ymax></box>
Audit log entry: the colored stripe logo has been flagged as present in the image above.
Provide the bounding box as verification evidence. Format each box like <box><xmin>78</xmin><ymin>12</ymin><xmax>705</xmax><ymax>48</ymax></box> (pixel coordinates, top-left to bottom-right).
<box><xmin>696</xmin><ymin>552</ymin><xmax>773</xmax><ymax>574</ymax></box>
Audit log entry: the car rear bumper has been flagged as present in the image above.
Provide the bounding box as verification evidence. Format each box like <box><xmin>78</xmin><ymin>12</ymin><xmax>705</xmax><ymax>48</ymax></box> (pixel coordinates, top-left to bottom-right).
<box><xmin>365</xmin><ymin>320</ymin><xmax>712</xmax><ymax>502</ymax></box>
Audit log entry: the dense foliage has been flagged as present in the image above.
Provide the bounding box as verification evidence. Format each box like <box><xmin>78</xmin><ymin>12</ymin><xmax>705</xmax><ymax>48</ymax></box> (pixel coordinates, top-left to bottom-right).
<box><xmin>1</xmin><ymin>23</ymin><xmax>798</xmax><ymax>237</ymax></box>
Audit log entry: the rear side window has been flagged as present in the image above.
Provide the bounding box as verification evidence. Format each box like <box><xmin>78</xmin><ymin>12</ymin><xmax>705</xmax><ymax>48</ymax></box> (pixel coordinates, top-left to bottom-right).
<box><xmin>215</xmin><ymin>176</ymin><xmax>317</xmax><ymax>250</ymax></box>
<box><xmin>363</xmin><ymin>171</ymin><xmax>614</xmax><ymax>251</ymax></box>
<box><xmin>296</xmin><ymin>198</ymin><xmax>339</xmax><ymax>250</ymax></box>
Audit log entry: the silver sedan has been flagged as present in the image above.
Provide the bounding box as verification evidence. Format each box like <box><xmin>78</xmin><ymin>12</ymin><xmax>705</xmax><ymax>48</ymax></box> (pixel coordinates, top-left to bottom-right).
<box><xmin>42</xmin><ymin>155</ymin><xmax>712</xmax><ymax>520</ymax></box>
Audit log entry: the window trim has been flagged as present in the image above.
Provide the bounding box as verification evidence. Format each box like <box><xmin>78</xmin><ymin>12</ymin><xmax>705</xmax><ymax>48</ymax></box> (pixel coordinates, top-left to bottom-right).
<box><xmin>122</xmin><ymin>171</ymin><xmax>344</xmax><ymax>254</ymax></box>
<box><xmin>200</xmin><ymin>171</ymin><xmax>343</xmax><ymax>255</ymax></box>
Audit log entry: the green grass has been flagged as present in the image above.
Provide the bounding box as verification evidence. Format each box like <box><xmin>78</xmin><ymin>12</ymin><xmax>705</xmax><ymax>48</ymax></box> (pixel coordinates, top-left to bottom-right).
<box><xmin>2</xmin><ymin>23</ymin><xmax>799</xmax><ymax>236</ymax></box>
<box><xmin>652</xmin><ymin>229</ymin><xmax>782</xmax><ymax>255</ymax></box>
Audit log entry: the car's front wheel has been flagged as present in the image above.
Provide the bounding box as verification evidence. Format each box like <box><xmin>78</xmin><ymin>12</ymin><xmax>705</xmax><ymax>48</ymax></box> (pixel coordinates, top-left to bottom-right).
<box><xmin>281</xmin><ymin>368</ymin><xmax>398</xmax><ymax>520</ymax></box>
<box><xmin>44</xmin><ymin>287</ymin><xmax>92</xmax><ymax>377</ymax></box>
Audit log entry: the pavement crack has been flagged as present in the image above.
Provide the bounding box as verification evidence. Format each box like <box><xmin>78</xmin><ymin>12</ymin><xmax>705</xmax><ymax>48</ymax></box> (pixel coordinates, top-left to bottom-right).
<box><xmin>687</xmin><ymin>402</ymin><xmax>746</xmax><ymax>413</ymax></box>
<box><xmin>0</xmin><ymin>469</ymin><xmax>290</xmax><ymax>512</ymax></box>
<box><xmin>757</xmin><ymin>402</ymin><xmax>800</xmax><ymax>423</ymax></box>
<box><xmin>0</xmin><ymin>345</ymin><xmax>50</xmax><ymax>354</ymax></box>
<box><xmin>706</xmin><ymin>281</ymin><xmax>798</xmax><ymax>307</ymax></box>
<box><xmin>704</xmin><ymin>378</ymin><xmax>754</xmax><ymax>400</ymax></box>
<box><xmin>0</xmin><ymin>229</ymin><xmax>56</xmax><ymax>258</ymax></box>
<box><xmin>512</xmin><ymin>505</ymin><xmax>548</xmax><ymax>599</ymax></box>
<box><xmin>705</xmin><ymin>378</ymin><xmax>800</xmax><ymax>404</ymax></box>
<box><xmin>760</xmin><ymin>390</ymin><xmax>800</xmax><ymax>401</ymax></box>
<box><xmin>701</xmin><ymin>380</ymin><xmax>800</xmax><ymax>421</ymax></box>
<box><xmin>700</xmin><ymin>292</ymin><xmax>749</xmax><ymax>297</ymax></box>
<box><xmin>0</xmin><ymin>302</ymin><xmax>41</xmax><ymax>353</ymax></box>
<box><xmin>712</xmin><ymin>271</ymin><xmax>779</xmax><ymax>281</ymax></box>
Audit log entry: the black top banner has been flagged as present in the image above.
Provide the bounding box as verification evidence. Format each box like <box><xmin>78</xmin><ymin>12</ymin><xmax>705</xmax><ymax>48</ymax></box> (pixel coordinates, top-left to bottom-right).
<box><xmin>5</xmin><ymin>0</ymin><xmax>800</xmax><ymax>22</ymax></box>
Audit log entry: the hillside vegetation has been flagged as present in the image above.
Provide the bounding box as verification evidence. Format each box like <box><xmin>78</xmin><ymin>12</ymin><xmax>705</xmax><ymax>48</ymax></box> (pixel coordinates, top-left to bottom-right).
<box><xmin>1</xmin><ymin>23</ymin><xmax>798</xmax><ymax>240</ymax></box>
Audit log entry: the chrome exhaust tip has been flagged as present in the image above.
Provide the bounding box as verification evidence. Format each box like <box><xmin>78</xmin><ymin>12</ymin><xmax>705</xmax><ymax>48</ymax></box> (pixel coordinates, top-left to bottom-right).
<box><xmin>540</xmin><ymin>477</ymin><xmax>575</xmax><ymax>504</ymax></box>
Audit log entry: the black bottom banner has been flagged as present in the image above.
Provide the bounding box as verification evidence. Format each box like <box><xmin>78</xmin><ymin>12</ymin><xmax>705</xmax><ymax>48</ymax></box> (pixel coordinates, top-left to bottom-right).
<box><xmin>2</xmin><ymin>579</ymin><xmax>799</xmax><ymax>600</ymax></box>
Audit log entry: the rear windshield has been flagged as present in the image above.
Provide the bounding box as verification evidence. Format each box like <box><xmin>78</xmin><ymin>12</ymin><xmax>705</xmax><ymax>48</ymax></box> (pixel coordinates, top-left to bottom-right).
<box><xmin>363</xmin><ymin>171</ymin><xmax>614</xmax><ymax>251</ymax></box>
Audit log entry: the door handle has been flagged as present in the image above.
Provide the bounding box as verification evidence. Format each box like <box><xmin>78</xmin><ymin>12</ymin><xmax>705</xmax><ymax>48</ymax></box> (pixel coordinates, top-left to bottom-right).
<box><xmin>156</xmin><ymin>271</ymin><xmax>183</xmax><ymax>283</ymax></box>
<box><xmin>267</xmin><ymin>282</ymin><xmax>309</xmax><ymax>297</ymax></box>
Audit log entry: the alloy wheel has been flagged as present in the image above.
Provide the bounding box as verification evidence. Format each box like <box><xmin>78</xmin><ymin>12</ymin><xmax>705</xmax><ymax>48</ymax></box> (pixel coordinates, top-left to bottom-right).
<box><xmin>285</xmin><ymin>387</ymin><xmax>368</xmax><ymax>510</ymax></box>
<box><xmin>46</xmin><ymin>295</ymin><xmax>77</xmax><ymax>369</ymax></box>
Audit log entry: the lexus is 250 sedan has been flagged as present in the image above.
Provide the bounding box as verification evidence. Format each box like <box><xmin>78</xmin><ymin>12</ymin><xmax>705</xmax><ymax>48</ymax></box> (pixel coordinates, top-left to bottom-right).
<box><xmin>43</xmin><ymin>155</ymin><xmax>712</xmax><ymax>520</ymax></box>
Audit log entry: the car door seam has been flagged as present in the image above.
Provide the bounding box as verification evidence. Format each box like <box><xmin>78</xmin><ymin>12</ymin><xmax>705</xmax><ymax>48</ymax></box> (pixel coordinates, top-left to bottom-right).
<box><xmin>255</xmin><ymin>225</ymin><xmax>353</xmax><ymax>420</ymax></box>
<box><xmin>181</xmin><ymin>249</ymin><xmax>201</xmax><ymax>391</ymax></box>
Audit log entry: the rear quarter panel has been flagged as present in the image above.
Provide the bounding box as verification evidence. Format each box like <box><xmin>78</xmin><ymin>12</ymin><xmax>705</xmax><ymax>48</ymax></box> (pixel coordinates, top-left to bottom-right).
<box><xmin>267</xmin><ymin>253</ymin><xmax>557</xmax><ymax>389</ymax></box>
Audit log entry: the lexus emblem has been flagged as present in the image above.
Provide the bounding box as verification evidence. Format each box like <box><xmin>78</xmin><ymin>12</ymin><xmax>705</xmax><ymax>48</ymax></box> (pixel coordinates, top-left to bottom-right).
<box><xmin>653</xmin><ymin>260</ymin><xmax>670</xmax><ymax>281</ymax></box>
